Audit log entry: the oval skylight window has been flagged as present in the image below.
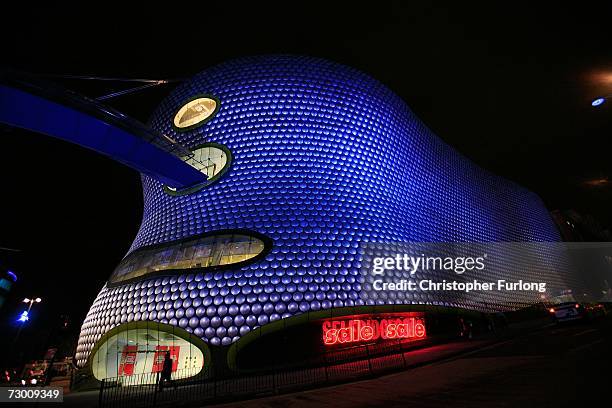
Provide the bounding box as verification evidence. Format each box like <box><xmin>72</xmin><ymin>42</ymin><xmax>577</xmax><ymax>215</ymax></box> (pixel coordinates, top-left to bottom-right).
<box><xmin>109</xmin><ymin>232</ymin><xmax>270</xmax><ymax>284</ymax></box>
<box><xmin>173</xmin><ymin>97</ymin><xmax>218</xmax><ymax>130</ymax></box>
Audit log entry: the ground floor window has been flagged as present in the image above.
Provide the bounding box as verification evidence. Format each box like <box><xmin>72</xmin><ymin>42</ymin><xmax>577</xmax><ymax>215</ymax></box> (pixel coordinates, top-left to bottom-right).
<box><xmin>91</xmin><ymin>324</ymin><xmax>204</xmax><ymax>384</ymax></box>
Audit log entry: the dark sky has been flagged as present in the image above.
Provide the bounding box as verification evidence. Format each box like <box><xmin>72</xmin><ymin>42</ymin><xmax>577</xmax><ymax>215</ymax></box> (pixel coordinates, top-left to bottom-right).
<box><xmin>1</xmin><ymin>3</ymin><xmax>611</xmax><ymax>356</ymax></box>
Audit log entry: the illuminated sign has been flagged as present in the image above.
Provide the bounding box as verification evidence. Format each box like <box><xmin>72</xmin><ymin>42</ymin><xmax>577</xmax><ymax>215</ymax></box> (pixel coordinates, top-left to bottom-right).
<box><xmin>322</xmin><ymin>315</ymin><xmax>426</xmax><ymax>346</ymax></box>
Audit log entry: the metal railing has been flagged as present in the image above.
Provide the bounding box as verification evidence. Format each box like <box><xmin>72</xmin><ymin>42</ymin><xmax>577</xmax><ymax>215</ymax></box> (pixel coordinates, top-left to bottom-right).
<box><xmin>98</xmin><ymin>337</ymin><xmax>443</xmax><ymax>408</ymax></box>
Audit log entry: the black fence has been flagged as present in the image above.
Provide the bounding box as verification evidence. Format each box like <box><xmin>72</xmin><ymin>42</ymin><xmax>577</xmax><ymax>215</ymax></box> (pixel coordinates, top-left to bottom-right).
<box><xmin>98</xmin><ymin>335</ymin><xmax>464</xmax><ymax>408</ymax></box>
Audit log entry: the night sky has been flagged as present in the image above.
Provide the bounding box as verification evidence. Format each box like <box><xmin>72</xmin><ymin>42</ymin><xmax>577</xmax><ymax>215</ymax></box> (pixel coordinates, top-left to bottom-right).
<box><xmin>1</xmin><ymin>3</ymin><xmax>611</xmax><ymax>360</ymax></box>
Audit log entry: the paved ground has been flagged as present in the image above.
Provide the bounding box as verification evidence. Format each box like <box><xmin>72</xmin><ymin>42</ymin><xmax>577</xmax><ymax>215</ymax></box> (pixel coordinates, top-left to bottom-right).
<box><xmin>209</xmin><ymin>317</ymin><xmax>612</xmax><ymax>408</ymax></box>
<box><xmin>62</xmin><ymin>389</ymin><xmax>98</xmax><ymax>407</ymax></box>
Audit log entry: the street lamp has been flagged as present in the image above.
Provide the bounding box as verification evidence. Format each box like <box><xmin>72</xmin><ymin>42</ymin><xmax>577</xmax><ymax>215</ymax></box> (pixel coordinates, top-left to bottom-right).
<box><xmin>19</xmin><ymin>297</ymin><xmax>42</xmax><ymax>323</ymax></box>
<box><xmin>13</xmin><ymin>296</ymin><xmax>42</xmax><ymax>351</ymax></box>
<box><xmin>22</xmin><ymin>297</ymin><xmax>42</xmax><ymax>311</ymax></box>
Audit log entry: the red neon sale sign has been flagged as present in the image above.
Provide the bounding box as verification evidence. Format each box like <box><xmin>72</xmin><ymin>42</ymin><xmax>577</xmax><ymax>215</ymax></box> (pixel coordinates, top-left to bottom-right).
<box><xmin>322</xmin><ymin>315</ymin><xmax>426</xmax><ymax>346</ymax></box>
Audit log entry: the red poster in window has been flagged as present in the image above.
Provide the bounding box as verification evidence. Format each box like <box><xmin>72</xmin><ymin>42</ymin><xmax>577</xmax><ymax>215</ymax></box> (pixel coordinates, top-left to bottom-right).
<box><xmin>118</xmin><ymin>345</ymin><xmax>138</xmax><ymax>376</ymax></box>
<box><xmin>151</xmin><ymin>346</ymin><xmax>180</xmax><ymax>373</ymax></box>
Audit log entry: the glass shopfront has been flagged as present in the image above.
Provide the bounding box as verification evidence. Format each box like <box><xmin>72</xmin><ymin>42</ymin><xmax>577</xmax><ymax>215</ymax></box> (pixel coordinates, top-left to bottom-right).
<box><xmin>90</xmin><ymin>324</ymin><xmax>205</xmax><ymax>384</ymax></box>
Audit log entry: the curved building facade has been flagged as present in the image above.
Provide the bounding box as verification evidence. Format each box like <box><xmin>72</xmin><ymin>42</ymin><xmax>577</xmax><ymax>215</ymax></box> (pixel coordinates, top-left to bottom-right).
<box><xmin>76</xmin><ymin>56</ymin><xmax>561</xmax><ymax>373</ymax></box>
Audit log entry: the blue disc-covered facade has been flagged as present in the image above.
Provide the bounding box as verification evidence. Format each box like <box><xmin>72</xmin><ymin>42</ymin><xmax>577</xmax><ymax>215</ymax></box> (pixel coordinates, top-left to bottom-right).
<box><xmin>76</xmin><ymin>55</ymin><xmax>561</xmax><ymax>368</ymax></box>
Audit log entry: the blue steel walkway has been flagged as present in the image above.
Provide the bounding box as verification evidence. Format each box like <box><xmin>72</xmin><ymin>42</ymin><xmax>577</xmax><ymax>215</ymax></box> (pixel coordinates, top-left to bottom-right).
<box><xmin>0</xmin><ymin>70</ymin><xmax>206</xmax><ymax>189</ymax></box>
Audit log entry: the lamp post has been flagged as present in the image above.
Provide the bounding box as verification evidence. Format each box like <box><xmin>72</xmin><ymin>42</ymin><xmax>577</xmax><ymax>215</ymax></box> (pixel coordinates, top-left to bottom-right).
<box><xmin>13</xmin><ymin>297</ymin><xmax>42</xmax><ymax>348</ymax></box>
<box><xmin>22</xmin><ymin>297</ymin><xmax>42</xmax><ymax>315</ymax></box>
